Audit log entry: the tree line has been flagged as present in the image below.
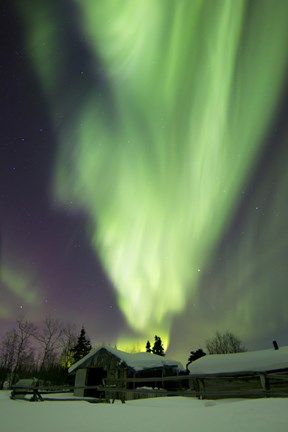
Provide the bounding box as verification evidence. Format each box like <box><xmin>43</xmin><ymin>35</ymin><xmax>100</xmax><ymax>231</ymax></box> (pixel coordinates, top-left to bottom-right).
<box><xmin>146</xmin><ymin>331</ymin><xmax>245</xmax><ymax>369</ymax></box>
<box><xmin>0</xmin><ymin>317</ymin><xmax>92</xmax><ymax>388</ymax></box>
<box><xmin>0</xmin><ymin>316</ymin><xmax>245</xmax><ymax>389</ymax></box>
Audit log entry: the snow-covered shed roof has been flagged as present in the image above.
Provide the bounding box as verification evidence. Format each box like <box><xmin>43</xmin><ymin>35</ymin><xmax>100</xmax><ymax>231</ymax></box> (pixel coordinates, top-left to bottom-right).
<box><xmin>69</xmin><ymin>345</ymin><xmax>184</xmax><ymax>374</ymax></box>
<box><xmin>188</xmin><ymin>346</ymin><xmax>288</xmax><ymax>375</ymax></box>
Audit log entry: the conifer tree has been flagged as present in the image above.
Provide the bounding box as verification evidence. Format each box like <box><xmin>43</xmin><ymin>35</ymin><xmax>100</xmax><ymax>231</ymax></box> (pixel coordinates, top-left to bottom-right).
<box><xmin>152</xmin><ymin>335</ymin><xmax>165</xmax><ymax>356</ymax></box>
<box><xmin>146</xmin><ymin>340</ymin><xmax>152</xmax><ymax>353</ymax></box>
<box><xmin>71</xmin><ymin>327</ymin><xmax>92</xmax><ymax>363</ymax></box>
<box><xmin>186</xmin><ymin>348</ymin><xmax>206</xmax><ymax>369</ymax></box>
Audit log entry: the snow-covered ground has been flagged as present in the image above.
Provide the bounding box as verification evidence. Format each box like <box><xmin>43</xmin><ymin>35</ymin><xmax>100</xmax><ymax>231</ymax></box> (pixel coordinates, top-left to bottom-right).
<box><xmin>1</xmin><ymin>391</ymin><xmax>288</xmax><ymax>432</ymax></box>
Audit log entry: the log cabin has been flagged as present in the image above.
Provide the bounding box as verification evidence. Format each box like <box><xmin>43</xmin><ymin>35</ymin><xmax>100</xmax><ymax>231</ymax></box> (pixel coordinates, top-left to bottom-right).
<box><xmin>188</xmin><ymin>346</ymin><xmax>288</xmax><ymax>398</ymax></box>
<box><xmin>69</xmin><ymin>345</ymin><xmax>184</xmax><ymax>400</ymax></box>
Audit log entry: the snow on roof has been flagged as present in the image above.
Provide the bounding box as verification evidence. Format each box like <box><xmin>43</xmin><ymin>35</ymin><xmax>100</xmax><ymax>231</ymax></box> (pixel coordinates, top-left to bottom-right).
<box><xmin>188</xmin><ymin>346</ymin><xmax>288</xmax><ymax>375</ymax></box>
<box><xmin>69</xmin><ymin>345</ymin><xmax>184</xmax><ymax>374</ymax></box>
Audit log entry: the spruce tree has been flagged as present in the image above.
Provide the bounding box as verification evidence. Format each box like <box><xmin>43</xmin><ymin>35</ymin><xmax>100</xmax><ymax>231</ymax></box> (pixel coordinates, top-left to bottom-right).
<box><xmin>152</xmin><ymin>335</ymin><xmax>165</xmax><ymax>356</ymax></box>
<box><xmin>71</xmin><ymin>327</ymin><xmax>92</xmax><ymax>363</ymax></box>
<box><xmin>146</xmin><ymin>340</ymin><xmax>152</xmax><ymax>353</ymax></box>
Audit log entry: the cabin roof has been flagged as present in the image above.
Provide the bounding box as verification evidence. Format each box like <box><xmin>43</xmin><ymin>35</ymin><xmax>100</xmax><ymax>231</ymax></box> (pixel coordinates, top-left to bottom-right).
<box><xmin>69</xmin><ymin>345</ymin><xmax>184</xmax><ymax>374</ymax></box>
<box><xmin>188</xmin><ymin>346</ymin><xmax>288</xmax><ymax>375</ymax></box>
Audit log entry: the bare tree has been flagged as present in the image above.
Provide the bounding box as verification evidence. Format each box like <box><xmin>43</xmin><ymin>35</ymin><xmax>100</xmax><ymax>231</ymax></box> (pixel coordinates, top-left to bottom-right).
<box><xmin>0</xmin><ymin>329</ymin><xmax>18</xmax><ymax>387</ymax></box>
<box><xmin>206</xmin><ymin>331</ymin><xmax>246</xmax><ymax>354</ymax></box>
<box><xmin>35</xmin><ymin>316</ymin><xmax>64</xmax><ymax>370</ymax></box>
<box><xmin>59</xmin><ymin>323</ymin><xmax>78</xmax><ymax>368</ymax></box>
<box><xmin>0</xmin><ymin>319</ymin><xmax>37</xmax><ymax>385</ymax></box>
<box><xmin>13</xmin><ymin>320</ymin><xmax>37</xmax><ymax>378</ymax></box>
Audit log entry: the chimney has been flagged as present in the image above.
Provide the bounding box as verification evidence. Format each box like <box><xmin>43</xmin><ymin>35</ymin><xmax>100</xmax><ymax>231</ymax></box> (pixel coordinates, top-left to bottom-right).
<box><xmin>272</xmin><ymin>340</ymin><xmax>279</xmax><ymax>350</ymax></box>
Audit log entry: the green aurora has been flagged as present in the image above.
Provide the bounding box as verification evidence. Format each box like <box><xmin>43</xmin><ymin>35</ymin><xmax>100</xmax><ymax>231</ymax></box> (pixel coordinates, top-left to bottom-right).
<box><xmin>15</xmin><ymin>0</ymin><xmax>288</xmax><ymax>348</ymax></box>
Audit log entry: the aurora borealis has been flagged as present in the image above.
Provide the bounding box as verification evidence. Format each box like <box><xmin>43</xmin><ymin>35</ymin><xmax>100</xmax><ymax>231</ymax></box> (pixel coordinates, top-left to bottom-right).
<box><xmin>1</xmin><ymin>0</ymin><xmax>288</xmax><ymax>361</ymax></box>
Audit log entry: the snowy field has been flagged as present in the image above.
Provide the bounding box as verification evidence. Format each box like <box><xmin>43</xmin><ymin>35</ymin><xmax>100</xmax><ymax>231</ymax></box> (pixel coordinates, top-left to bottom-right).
<box><xmin>1</xmin><ymin>391</ymin><xmax>288</xmax><ymax>432</ymax></box>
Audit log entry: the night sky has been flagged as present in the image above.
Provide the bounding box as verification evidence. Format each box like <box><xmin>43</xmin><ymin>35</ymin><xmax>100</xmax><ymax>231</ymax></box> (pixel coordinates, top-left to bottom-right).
<box><xmin>1</xmin><ymin>0</ymin><xmax>288</xmax><ymax>363</ymax></box>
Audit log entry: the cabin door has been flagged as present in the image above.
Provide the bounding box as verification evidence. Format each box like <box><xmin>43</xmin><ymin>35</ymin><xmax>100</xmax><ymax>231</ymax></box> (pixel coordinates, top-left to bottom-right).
<box><xmin>86</xmin><ymin>367</ymin><xmax>107</xmax><ymax>397</ymax></box>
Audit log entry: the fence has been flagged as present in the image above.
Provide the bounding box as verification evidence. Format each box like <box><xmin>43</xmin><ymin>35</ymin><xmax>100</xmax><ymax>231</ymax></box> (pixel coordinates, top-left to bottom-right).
<box><xmin>9</xmin><ymin>371</ymin><xmax>288</xmax><ymax>402</ymax></box>
<box><xmin>98</xmin><ymin>371</ymin><xmax>288</xmax><ymax>400</ymax></box>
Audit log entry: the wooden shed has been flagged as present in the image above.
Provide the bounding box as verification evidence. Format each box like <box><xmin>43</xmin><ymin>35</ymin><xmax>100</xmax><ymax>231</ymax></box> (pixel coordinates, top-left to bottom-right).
<box><xmin>188</xmin><ymin>346</ymin><xmax>288</xmax><ymax>398</ymax></box>
<box><xmin>69</xmin><ymin>345</ymin><xmax>184</xmax><ymax>400</ymax></box>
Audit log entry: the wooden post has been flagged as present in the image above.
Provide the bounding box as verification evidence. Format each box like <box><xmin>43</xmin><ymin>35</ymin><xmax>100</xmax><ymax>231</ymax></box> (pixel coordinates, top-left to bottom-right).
<box><xmin>259</xmin><ymin>373</ymin><xmax>270</xmax><ymax>397</ymax></box>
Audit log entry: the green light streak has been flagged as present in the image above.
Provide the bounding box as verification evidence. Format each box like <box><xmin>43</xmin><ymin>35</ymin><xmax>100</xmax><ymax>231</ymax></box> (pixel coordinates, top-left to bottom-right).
<box><xmin>17</xmin><ymin>1</ymin><xmax>288</xmax><ymax>342</ymax></box>
<box><xmin>197</xmin><ymin>132</ymin><xmax>288</xmax><ymax>344</ymax></box>
<box><xmin>1</xmin><ymin>265</ymin><xmax>38</xmax><ymax>309</ymax></box>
